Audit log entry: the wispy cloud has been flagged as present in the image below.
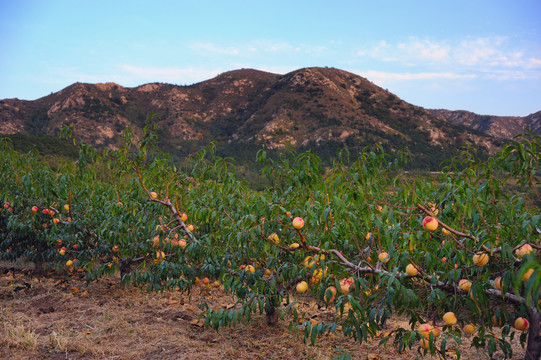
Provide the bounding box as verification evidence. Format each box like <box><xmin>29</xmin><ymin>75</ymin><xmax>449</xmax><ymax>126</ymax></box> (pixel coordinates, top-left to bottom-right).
<box><xmin>356</xmin><ymin>36</ymin><xmax>541</xmax><ymax>78</ymax></box>
<box><xmin>358</xmin><ymin>70</ymin><xmax>476</xmax><ymax>82</ymax></box>
<box><xmin>189</xmin><ymin>40</ymin><xmax>327</xmax><ymax>57</ymax></box>
<box><xmin>527</xmin><ymin>58</ymin><xmax>541</xmax><ymax>68</ymax></box>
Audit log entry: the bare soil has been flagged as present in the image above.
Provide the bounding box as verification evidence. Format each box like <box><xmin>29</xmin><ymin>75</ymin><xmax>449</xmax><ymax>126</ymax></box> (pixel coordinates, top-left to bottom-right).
<box><xmin>0</xmin><ymin>261</ymin><xmax>527</xmax><ymax>360</ymax></box>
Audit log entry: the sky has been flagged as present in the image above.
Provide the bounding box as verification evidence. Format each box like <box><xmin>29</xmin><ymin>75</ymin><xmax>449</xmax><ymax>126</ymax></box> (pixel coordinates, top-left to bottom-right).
<box><xmin>1</xmin><ymin>0</ymin><xmax>540</xmax><ymax>116</ymax></box>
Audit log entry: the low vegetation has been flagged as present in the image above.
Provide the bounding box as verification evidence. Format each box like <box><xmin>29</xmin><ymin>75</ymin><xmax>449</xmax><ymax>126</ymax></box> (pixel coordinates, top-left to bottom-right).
<box><xmin>1</xmin><ymin>125</ymin><xmax>540</xmax><ymax>359</ymax></box>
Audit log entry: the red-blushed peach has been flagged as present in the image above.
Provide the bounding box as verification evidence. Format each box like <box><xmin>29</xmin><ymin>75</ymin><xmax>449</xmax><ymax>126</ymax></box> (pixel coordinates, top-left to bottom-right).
<box><xmin>514</xmin><ymin>317</ymin><xmax>529</xmax><ymax>331</ymax></box>
<box><xmin>422</xmin><ymin>216</ymin><xmax>438</xmax><ymax>231</ymax></box>
<box><xmin>292</xmin><ymin>217</ymin><xmax>304</xmax><ymax>229</ymax></box>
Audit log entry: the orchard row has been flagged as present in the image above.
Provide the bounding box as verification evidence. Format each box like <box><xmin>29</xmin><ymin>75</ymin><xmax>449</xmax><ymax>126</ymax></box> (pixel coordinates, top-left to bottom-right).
<box><xmin>1</xmin><ymin>127</ymin><xmax>540</xmax><ymax>359</ymax></box>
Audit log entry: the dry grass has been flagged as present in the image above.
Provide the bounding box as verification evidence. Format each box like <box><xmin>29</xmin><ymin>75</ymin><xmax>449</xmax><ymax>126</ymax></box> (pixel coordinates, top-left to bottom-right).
<box><xmin>1</xmin><ymin>308</ymin><xmax>40</xmax><ymax>351</ymax></box>
<box><xmin>0</xmin><ymin>262</ymin><xmax>529</xmax><ymax>360</ymax></box>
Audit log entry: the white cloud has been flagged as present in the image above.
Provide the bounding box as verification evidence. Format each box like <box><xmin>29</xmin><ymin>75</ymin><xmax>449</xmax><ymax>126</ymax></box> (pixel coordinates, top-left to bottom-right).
<box><xmin>358</xmin><ymin>70</ymin><xmax>476</xmax><ymax>82</ymax></box>
<box><xmin>189</xmin><ymin>40</ymin><xmax>327</xmax><ymax>58</ymax></box>
<box><xmin>357</xmin><ymin>36</ymin><xmax>541</xmax><ymax>74</ymax></box>
<box><xmin>481</xmin><ymin>69</ymin><xmax>541</xmax><ymax>81</ymax></box>
<box><xmin>397</xmin><ymin>39</ymin><xmax>449</xmax><ymax>62</ymax></box>
<box><xmin>528</xmin><ymin>58</ymin><xmax>541</xmax><ymax>68</ymax></box>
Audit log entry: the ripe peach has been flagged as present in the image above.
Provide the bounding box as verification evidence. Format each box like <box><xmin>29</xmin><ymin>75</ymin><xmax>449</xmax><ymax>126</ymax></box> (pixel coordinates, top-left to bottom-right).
<box><xmin>292</xmin><ymin>217</ymin><xmax>304</xmax><ymax>229</ymax></box>
<box><xmin>66</xmin><ymin>260</ymin><xmax>73</xmax><ymax>267</ymax></box>
<box><xmin>296</xmin><ymin>281</ymin><xmax>308</xmax><ymax>293</ymax></box>
<box><xmin>418</xmin><ymin>323</ymin><xmax>435</xmax><ymax>338</ymax></box>
<box><xmin>463</xmin><ymin>324</ymin><xmax>476</xmax><ymax>335</ymax></box>
<box><xmin>268</xmin><ymin>233</ymin><xmax>279</xmax><ymax>244</ymax></box>
<box><xmin>64</xmin><ymin>204</ymin><xmax>70</xmax><ymax>212</ymax></box>
<box><xmin>442</xmin><ymin>227</ymin><xmax>450</xmax><ymax>235</ymax></box>
<box><xmin>473</xmin><ymin>252</ymin><xmax>489</xmax><ymax>267</ymax></box>
<box><xmin>515</xmin><ymin>244</ymin><xmax>534</xmax><ymax>258</ymax></box>
<box><xmin>458</xmin><ymin>279</ymin><xmax>472</xmax><ymax>292</ymax></box>
<box><xmin>150</xmin><ymin>192</ymin><xmax>158</xmax><ymax>199</ymax></box>
<box><xmin>245</xmin><ymin>265</ymin><xmax>255</xmax><ymax>273</ymax></box>
<box><xmin>514</xmin><ymin>317</ymin><xmax>529</xmax><ymax>331</ymax></box>
<box><xmin>187</xmin><ymin>224</ymin><xmax>194</xmax><ymax>232</ymax></box>
<box><xmin>32</xmin><ymin>206</ymin><xmax>38</xmax><ymax>213</ymax></box>
<box><xmin>340</xmin><ymin>278</ymin><xmax>354</xmax><ymax>294</ymax></box>
<box><xmin>325</xmin><ymin>286</ymin><xmax>337</xmax><ymax>302</ymax></box>
<box><xmin>419</xmin><ymin>338</ymin><xmax>430</xmax><ymax>350</ymax></box>
<box><xmin>443</xmin><ymin>312</ymin><xmax>457</xmax><ymax>325</ymax></box>
<box><xmin>378</xmin><ymin>252</ymin><xmax>390</xmax><ymax>263</ymax></box>
<box><xmin>180</xmin><ymin>213</ymin><xmax>188</xmax><ymax>222</ymax></box>
<box><xmin>178</xmin><ymin>239</ymin><xmax>187</xmax><ymax>248</ymax></box>
<box><xmin>303</xmin><ymin>256</ymin><xmax>313</xmax><ymax>267</ymax></box>
<box><xmin>156</xmin><ymin>250</ymin><xmax>165</xmax><ymax>261</ymax></box>
<box><xmin>53</xmin><ymin>218</ymin><xmax>60</xmax><ymax>224</ymax></box>
<box><xmin>493</xmin><ymin>276</ymin><xmax>503</xmax><ymax>290</ymax></box>
<box><xmin>202</xmin><ymin>277</ymin><xmax>210</xmax><ymax>285</ymax></box>
<box><xmin>405</xmin><ymin>264</ymin><xmax>418</xmax><ymax>276</ymax></box>
<box><xmin>112</xmin><ymin>245</ymin><xmax>119</xmax><ymax>253</ymax></box>
<box><xmin>289</xmin><ymin>243</ymin><xmax>300</xmax><ymax>249</ymax></box>
<box><xmin>422</xmin><ymin>216</ymin><xmax>438</xmax><ymax>231</ymax></box>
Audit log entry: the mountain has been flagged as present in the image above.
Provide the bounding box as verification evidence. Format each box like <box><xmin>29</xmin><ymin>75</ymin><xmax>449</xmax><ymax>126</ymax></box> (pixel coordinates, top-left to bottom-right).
<box><xmin>428</xmin><ymin>109</ymin><xmax>541</xmax><ymax>139</ymax></box>
<box><xmin>0</xmin><ymin>67</ymin><xmax>507</xmax><ymax>168</ymax></box>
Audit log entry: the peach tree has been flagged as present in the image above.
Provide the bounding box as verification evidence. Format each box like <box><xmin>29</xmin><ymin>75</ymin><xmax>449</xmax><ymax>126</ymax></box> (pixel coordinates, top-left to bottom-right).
<box><xmin>1</xmin><ymin>127</ymin><xmax>540</xmax><ymax>360</ymax></box>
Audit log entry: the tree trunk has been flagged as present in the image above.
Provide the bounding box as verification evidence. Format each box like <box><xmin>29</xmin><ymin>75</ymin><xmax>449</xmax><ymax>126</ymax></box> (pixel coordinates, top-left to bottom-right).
<box><xmin>32</xmin><ymin>259</ymin><xmax>44</xmax><ymax>276</ymax></box>
<box><xmin>525</xmin><ymin>307</ymin><xmax>541</xmax><ymax>360</ymax></box>
<box><xmin>265</xmin><ymin>305</ymin><xmax>280</xmax><ymax>326</ymax></box>
<box><xmin>119</xmin><ymin>260</ymin><xmax>131</xmax><ymax>284</ymax></box>
<box><xmin>265</xmin><ymin>296</ymin><xmax>280</xmax><ymax>326</ymax></box>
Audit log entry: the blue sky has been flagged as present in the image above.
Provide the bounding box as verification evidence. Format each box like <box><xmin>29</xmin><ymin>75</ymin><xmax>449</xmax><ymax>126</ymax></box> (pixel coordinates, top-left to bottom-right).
<box><xmin>1</xmin><ymin>0</ymin><xmax>540</xmax><ymax>116</ymax></box>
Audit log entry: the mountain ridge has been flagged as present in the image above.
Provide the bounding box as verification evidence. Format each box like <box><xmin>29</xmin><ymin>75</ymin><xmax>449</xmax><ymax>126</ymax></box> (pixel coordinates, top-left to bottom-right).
<box><xmin>2</xmin><ymin>66</ymin><xmax>529</xmax><ymax>168</ymax></box>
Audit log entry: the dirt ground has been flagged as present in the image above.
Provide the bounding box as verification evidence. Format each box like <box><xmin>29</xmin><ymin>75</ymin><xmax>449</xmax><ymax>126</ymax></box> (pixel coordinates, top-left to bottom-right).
<box><xmin>0</xmin><ymin>261</ymin><xmax>528</xmax><ymax>360</ymax></box>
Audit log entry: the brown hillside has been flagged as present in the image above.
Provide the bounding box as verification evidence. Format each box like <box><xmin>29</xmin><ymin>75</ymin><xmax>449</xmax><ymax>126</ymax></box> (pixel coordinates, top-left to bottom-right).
<box><xmin>0</xmin><ymin>67</ymin><xmax>511</xmax><ymax>167</ymax></box>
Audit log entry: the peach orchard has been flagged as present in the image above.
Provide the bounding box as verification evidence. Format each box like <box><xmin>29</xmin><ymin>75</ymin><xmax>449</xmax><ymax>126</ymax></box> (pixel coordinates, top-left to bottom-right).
<box><xmin>1</xmin><ymin>126</ymin><xmax>540</xmax><ymax>359</ymax></box>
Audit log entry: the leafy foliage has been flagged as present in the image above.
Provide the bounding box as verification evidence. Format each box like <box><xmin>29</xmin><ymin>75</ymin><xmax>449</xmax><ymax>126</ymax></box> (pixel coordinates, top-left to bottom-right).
<box><xmin>0</xmin><ymin>127</ymin><xmax>540</xmax><ymax>359</ymax></box>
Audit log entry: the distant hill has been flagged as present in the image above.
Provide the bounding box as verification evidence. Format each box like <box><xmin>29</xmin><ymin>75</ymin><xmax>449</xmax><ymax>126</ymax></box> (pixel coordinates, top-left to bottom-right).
<box><xmin>1</xmin><ymin>67</ymin><xmax>516</xmax><ymax>169</ymax></box>
<box><xmin>428</xmin><ymin>109</ymin><xmax>541</xmax><ymax>139</ymax></box>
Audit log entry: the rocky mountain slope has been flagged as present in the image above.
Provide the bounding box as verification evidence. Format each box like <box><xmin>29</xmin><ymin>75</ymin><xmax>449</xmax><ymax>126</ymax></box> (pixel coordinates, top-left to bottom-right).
<box><xmin>0</xmin><ymin>67</ymin><xmax>511</xmax><ymax>167</ymax></box>
<box><xmin>429</xmin><ymin>109</ymin><xmax>541</xmax><ymax>139</ymax></box>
